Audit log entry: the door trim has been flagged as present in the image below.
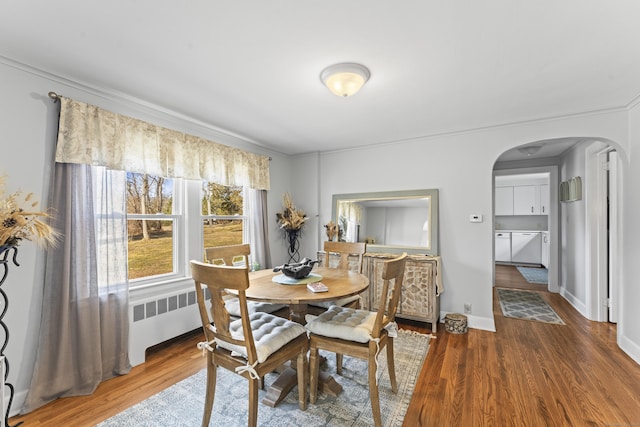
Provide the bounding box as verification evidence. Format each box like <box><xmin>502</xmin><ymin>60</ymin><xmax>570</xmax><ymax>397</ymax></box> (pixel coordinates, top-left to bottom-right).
<box><xmin>586</xmin><ymin>142</ymin><xmax>620</xmax><ymax>322</ymax></box>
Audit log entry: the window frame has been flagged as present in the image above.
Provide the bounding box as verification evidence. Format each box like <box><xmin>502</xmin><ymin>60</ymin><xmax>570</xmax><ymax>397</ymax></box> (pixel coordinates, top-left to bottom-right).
<box><xmin>127</xmin><ymin>177</ymin><xmax>186</xmax><ymax>289</ymax></box>
<box><xmin>201</xmin><ymin>185</ymin><xmax>248</xmax><ymax>251</ymax></box>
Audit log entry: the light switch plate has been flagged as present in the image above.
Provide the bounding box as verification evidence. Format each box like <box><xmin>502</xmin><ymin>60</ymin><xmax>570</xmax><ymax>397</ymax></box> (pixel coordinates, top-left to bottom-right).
<box><xmin>470</xmin><ymin>214</ymin><xmax>483</xmax><ymax>223</ymax></box>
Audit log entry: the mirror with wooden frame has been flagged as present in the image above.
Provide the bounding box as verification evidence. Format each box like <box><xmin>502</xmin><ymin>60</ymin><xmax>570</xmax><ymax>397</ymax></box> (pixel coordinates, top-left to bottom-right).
<box><xmin>331</xmin><ymin>189</ymin><xmax>439</xmax><ymax>255</ymax></box>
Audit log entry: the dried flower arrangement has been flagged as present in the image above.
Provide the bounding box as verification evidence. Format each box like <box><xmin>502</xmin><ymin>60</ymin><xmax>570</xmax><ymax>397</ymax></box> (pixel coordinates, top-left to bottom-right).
<box><xmin>276</xmin><ymin>193</ymin><xmax>307</xmax><ymax>231</ymax></box>
<box><xmin>1</xmin><ymin>174</ymin><xmax>58</xmax><ymax>248</ymax></box>
<box><xmin>324</xmin><ymin>220</ymin><xmax>338</xmax><ymax>241</ymax></box>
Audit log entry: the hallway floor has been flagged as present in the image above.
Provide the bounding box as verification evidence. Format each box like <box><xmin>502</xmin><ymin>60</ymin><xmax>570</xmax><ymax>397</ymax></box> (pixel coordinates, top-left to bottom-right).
<box><xmin>495</xmin><ymin>264</ymin><xmax>549</xmax><ymax>291</ymax></box>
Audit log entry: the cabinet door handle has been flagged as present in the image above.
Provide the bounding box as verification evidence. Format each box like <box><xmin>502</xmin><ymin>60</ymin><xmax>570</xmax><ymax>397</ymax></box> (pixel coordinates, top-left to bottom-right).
<box><xmin>542</xmin><ymin>206</ymin><xmax>545</xmax><ymax>213</ymax></box>
<box><xmin>531</xmin><ymin>206</ymin><xmax>534</xmax><ymax>213</ymax></box>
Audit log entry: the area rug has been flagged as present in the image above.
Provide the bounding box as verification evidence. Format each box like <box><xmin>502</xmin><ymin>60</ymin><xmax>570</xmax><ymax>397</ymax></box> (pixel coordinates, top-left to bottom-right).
<box><xmin>96</xmin><ymin>329</ymin><xmax>430</xmax><ymax>427</ymax></box>
<box><xmin>497</xmin><ymin>288</ymin><xmax>565</xmax><ymax>325</ymax></box>
<box><xmin>516</xmin><ymin>266</ymin><xmax>548</xmax><ymax>284</ymax></box>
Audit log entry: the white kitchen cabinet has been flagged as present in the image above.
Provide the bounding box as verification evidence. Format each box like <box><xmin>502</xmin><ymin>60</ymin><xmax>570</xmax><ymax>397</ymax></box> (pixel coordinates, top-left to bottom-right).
<box><xmin>540</xmin><ymin>184</ymin><xmax>549</xmax><ymax>215</ymax></box>
<box><xmin>541</xmin><ymin>232</ymin><xmax>550</xmax><ymax>268</ymax></box>
<box><xmin>511</xmin><ymin>232</ymin><xmax>542</xmax><ymax>264</ymax></box>
<box><xmin>495</xmin><ymin>187</ymin><xmax>514</xmax><ymax>215</ymax></box>
<box><xmin>495</xmin><ymin>232</ymin><xmax>511</xmax><ymax>262</ymax></box>
<box><xmin>513</xmin><ymin>185</ymin><xmax>540</xmax><ymax>215</ymax></box>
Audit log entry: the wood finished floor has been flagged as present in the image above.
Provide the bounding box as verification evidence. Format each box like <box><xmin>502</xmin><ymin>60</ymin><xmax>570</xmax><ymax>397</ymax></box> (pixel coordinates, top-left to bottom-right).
<box><xmin>11</xmin><ymin>264</ymin><xmax>640</xmax><ymax>426</ymax></box>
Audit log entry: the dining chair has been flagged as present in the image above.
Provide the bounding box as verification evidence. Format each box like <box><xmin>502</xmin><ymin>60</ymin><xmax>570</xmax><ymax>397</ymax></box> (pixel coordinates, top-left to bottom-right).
<box><xmin>205</xmin><ymin>244</ymin><xmax>287</xmax><ymax>318</ymax></box>
<box><xmin>307</xmin><ymin>241</ymin><xmax>367</xmax><ymax>314</ymax></box>
<box><xmin>191</xmin><ymin>259</ymin><xmax>309</xmax><ymax>427</ymax></box>
<box><xmin>306</xmin><ymin>253</ymin><xmax>407</xmax><ymax>427</ymax></box>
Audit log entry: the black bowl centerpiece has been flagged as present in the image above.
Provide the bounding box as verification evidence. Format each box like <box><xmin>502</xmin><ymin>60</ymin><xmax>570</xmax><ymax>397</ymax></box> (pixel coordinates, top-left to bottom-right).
<box><xmin>273</xmin><ymin>257</ymin><xmax>318</xmax><ymax>280</ymax></box>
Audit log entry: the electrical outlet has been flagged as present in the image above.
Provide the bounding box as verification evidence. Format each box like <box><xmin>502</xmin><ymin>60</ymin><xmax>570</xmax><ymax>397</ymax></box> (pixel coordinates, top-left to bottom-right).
<box><xmin>464</xmin><ymin>303</ymin><xmax>472</xmax><ymax>314</ymax></box>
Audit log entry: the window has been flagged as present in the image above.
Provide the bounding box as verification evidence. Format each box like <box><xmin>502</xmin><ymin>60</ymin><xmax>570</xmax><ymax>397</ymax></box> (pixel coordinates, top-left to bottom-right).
<box><xmin>127</xmin><ymin>173</ymin><xmax>182</xmax><ymax>281</ymax></box>
<box><xmin>126</xmin><ymin>175</ymin><xmax>248</xmax><ymax>283</ymax></box>
<box><xmin>201</xmin><ymin>182</ymin><xmax>245</xmax><ymax>250</ymax></box>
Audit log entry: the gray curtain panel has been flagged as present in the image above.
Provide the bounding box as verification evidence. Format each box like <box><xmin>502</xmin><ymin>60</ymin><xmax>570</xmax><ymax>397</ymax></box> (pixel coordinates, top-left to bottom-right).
<box><xmin>22</xmin><ymin>164</ymin><xmax>131</xmax><ymax>413</ymax></box>
<box><xmin>246</xmin><ymin>188</ymin><xmax>272</xmax><ymax>269</ymax></box>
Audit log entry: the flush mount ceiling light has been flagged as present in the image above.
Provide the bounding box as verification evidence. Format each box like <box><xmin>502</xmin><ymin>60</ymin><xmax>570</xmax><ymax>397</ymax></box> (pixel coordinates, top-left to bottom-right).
<box><xmin>518</xmin><ymin>145</ymin><xmax>542</xmax><ymax>156</ymax></box>
<box><xmin>320</xmin><ymin>63</ymin><xmax>370</xmax><ymax>97</ymax></box>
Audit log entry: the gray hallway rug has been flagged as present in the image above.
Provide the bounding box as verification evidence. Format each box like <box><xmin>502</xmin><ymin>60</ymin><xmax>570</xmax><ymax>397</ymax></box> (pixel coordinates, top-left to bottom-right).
<box><xmin>516</xmin><ymin>266</ymin><xmax>548</xmax><ymax>284</ymax></box>
<box><xmin>497</xmin><ymin>288</ymin><xmax>565</xmax><ymax>325</ymax></box>
<box><xmin>96</xmin><ymin>329</ymin><xmax>430</xmax><ymax>427</ymax></box>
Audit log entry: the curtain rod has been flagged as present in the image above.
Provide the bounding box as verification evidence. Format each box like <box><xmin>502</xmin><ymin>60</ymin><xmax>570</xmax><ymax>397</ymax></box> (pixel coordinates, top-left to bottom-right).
<box><xmin>48</xmin><ymin>91</ymin><xmax>60</xmax><ymax>102</ymax></box>
<box><xmin>47</xmin><ymin>90</ymin><xmax>272</xmax><ymax>160</ymax></box>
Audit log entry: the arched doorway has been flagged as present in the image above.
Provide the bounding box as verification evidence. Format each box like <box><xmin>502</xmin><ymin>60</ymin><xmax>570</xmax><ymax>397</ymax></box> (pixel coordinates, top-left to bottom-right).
<box><xmin>492</xmin><ymin>137</ymin><xmax>626</xmax><ymax>325</ymax></box>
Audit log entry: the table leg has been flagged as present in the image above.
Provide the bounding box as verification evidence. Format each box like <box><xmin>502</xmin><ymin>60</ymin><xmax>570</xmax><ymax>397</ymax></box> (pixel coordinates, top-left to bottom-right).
<box><xmin>261</xmin><ymin>303</ymin><xmax>343</xmax><ymax>407</ymax></box>
<box><xmin>288</xmin><ymin>303</ymin><xmax>307</xmax><ymax>324</ymax></box>
<box><xmin>262</xmin><ymin>365</ymin><xmax>298</xmax><ymax>407</ymax></box>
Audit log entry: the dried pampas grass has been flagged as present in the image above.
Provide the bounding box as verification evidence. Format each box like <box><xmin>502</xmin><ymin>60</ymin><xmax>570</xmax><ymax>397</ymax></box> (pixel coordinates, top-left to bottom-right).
<box><xmin>0</xmin><ymin>174</ymin><xmax>58</xmax><ymax>247</ymax></box>
<box><xmin>324</xmin><ymin>220</ymin><xmax>338</xmax><ymax>241</ymax></box>
<box><xmin>276</xmin><ymin>192</ymin><xmax>307</xmax><ymax>231</ymax></box>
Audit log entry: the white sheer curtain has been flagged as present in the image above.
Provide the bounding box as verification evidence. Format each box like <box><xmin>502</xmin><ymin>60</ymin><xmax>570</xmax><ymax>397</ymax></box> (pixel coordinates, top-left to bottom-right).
<box><xmin>339</xmin><ymin>202</ymin><xmax>362</xmax><ymax>242</ymax></box>
<box><xmin>245</xmin><ymin>188</ymin><xmax>272</xmax><ymax>269</ymax></box>
<box><xmin>22</xmin><ymin>164</ymin><xmax>130</xmax><ymax>413</ymax></box>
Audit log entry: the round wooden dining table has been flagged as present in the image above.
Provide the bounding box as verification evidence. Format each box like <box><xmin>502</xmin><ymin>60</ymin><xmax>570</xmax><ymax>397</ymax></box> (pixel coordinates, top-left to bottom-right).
<box><xmin>228</xmin><ymin>265</ymin><xmax>369</xmax><ymax>407</ymax></box>
<box><xmin>243</xmin><ymin>266</ymin><xmax>370</xmax><ymax>324</ymax></box>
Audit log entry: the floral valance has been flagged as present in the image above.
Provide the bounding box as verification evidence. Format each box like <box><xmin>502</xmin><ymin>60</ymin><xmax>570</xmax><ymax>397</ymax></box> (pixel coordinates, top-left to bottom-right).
<box><xmin>54</xmin><ymin>97</ymin><xmax>270</xmax><ymax>190</ymax></box>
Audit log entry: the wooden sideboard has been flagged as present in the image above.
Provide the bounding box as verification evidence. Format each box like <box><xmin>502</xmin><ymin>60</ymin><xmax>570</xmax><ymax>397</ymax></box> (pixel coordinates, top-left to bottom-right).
<box><xmin>317</xmin><ymin>251</ymin><xmax>442</xmax><ymax>332</ymax></box>
<box><xmin>362</xmin><ymin>253</ymin><xmax>441</xmax><ymax>333</ymax></box>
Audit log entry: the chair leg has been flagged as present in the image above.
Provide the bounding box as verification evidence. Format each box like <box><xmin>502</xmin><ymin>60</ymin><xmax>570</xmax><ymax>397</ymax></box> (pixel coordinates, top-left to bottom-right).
<box><xmin>202</xmin><ymin>361</ymin><xmax>217</xmax><ymax>427</ymax></box>
<box><xmin>368</xmin><ymin>352</ymin><xmax>382</xmax><ymax>427</ymax></box>
<box><xmin>309</xmin><ymin>345</ymin><xmax>320</xmax><ymax>404</ymax></box>
<box><xmin>336</xmin><ymin>353</ymin><xmax>344</xmax><ymax>374</ymax></box>
<box><xmin>386</xmin><ymin>337</ymin><xmax>398</xmax><ymax>393</ymax></box>
<box><xmin>297</xmin><ymin>347</ymin><xmax>308</xmax><ymax>410</ymax></box>
<box><xmin>248</xmin><ymin>377</ymin><xmax>259</xmax><ymax>427</ymax></box>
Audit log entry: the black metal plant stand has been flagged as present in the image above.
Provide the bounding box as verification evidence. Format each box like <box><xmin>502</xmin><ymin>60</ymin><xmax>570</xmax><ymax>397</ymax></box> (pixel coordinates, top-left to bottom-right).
<box><xmin>0</xmin><ymin>244</ymin><xmax>23</xmax><ymax>427</ymax></box>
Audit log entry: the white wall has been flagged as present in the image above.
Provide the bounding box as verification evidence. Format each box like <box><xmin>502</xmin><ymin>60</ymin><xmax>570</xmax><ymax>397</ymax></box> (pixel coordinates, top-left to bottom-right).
<box><xmin>281</xmin><ymin>152</ymin><xmax>320</xmax><ymax>266</ymax></box>
<box><xmin>559</xmin><ymin>143</ymin><xmax>588</xmax><ymax>312</ymax></box>
<box><xmin>622</xmin><ymin>101</ymin><xmax>640</xmax><ymax>363</ymax></box>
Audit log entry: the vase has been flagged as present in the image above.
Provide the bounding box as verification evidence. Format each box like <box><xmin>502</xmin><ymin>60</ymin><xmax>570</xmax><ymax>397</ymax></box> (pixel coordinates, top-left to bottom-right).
<box><xmin>0</xmin><ymin>244</ymin><xmax>22</xmax><ymax>427</ymax></box>
<box><xmin>285</xmin><ymin>229</ymin><xmax>301</xmax><ymax>263</ymax></box>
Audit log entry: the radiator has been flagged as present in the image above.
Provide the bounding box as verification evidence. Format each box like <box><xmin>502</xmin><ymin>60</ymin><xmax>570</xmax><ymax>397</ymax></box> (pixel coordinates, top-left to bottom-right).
<box><xmin>128</xmin><ymin>286</ymin><xmax>206</xmax><ymax>366</ymax></box>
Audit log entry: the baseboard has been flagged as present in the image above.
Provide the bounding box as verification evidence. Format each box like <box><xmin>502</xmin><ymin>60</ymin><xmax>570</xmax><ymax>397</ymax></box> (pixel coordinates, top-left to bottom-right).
<box><xmin>559</xmin><ymin>287</ymin><xmax>589</xmax><ymax>319</ymax></box>
<box><xmin>619</xmin><ymin>329</ymin><xmax>640</xmax><ymax>366</ymax></box>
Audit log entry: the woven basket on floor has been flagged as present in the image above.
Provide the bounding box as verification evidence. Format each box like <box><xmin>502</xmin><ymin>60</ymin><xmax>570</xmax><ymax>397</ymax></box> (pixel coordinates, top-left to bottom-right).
<box><xmin>444</xmin><ymin>313</ymin><xmax>468</xmax><ymax>334</ymax></box>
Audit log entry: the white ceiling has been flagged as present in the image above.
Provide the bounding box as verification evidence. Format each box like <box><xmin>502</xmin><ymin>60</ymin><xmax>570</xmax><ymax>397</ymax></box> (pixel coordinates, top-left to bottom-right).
<box><xmin>2</xmin><ymin>1</ymin><xmax>640</xmax><ymax>157</ymax></box>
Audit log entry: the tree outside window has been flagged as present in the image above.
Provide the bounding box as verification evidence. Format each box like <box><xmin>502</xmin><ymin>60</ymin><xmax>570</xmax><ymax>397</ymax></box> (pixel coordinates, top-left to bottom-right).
<box><xmin>202</xmin><ymin>182</ymin><xmax>244</xmax><ymax>249</ymax></box>
<box><xmin>127</xmin><ymin>173</ymin><xmax>175</xmax><ymax>280</ymax></box>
